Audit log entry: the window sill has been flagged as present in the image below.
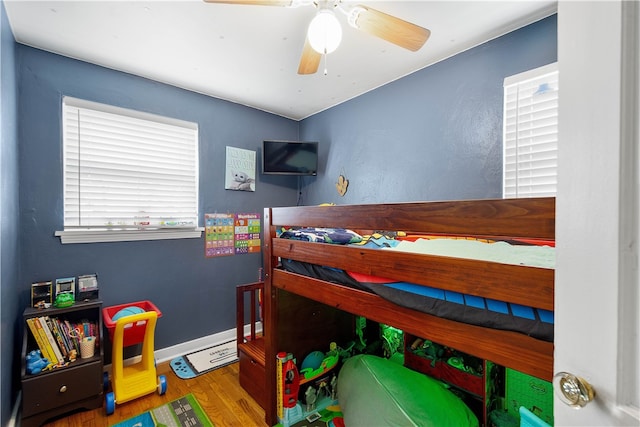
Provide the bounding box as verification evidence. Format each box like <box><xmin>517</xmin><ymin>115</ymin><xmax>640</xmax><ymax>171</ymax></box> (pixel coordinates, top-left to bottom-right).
<box><xmin>55</xmin><ymin>228</ymin><xmax>204</xmax><ymax>244</ymax></box>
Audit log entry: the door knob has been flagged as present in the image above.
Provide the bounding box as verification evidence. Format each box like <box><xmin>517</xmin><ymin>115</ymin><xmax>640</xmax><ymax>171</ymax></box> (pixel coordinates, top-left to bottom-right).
<box><xmin>553</xmin><ymin>372</ymin><xmax>595</xmax><ymax>408</ymax></box>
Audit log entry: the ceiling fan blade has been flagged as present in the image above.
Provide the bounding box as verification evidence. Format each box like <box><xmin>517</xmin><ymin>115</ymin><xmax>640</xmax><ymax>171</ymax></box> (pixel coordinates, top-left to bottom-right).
<box><xmin>350</xmin><ymin>5</ymin><xmax>430</xmax><ymax>52</ymax></box>
<box><xmin>203</xmin><ymin>0</ymin><xmax>293</xmax><ymax>6</ymax></box>
<box><xmin>298</xmin><ymin>38</ymin><xmax>321</xmax><ymax>75</ymax></box>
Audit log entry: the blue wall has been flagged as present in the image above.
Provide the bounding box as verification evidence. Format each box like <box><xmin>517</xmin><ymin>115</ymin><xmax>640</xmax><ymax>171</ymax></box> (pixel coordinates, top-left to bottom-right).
<box><xmin>300</xmin><ymin>15</ymin><xmax>557</xmax><ymax>205</ymax></box>
<box><xmin>16</xmin><ymin>46</ymin><xmax>301</xmax><ymax>356</ymax></box>
<box><xmin>2</xmin><ymin>11</ymin><xmax>557</xmax><ymax>424</ymax></box>
<box><xmin>1</xmin><ymin>1</ymin><xmax>20</xmax><ymax>424</ymax></box>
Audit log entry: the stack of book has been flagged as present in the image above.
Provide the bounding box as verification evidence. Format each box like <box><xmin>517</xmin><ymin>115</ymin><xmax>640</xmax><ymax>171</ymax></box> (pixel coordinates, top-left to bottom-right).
<box><xmin>26</xmin><ymin>316</ymin><xmax>98</xmax><ymax>368</ymax></box>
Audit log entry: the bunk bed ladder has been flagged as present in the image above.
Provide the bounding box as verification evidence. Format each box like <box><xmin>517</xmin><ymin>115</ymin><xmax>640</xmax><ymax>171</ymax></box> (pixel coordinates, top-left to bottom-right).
<box><xmin>236</xmin><ymin>281</ymin><xmax>266</xmax><ymax>409</ymax></box>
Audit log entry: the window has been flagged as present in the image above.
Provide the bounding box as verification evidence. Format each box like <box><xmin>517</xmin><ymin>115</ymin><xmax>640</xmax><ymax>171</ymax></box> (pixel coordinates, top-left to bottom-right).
<box><xmin>56</xmin><ymin>97</ymin><xmax>201</xmax><ymax>244</ymax></box>
<box><xmin>503</xmin><ymin>63</ymin><xmax>558</xmax><ymax>198</ymax></box>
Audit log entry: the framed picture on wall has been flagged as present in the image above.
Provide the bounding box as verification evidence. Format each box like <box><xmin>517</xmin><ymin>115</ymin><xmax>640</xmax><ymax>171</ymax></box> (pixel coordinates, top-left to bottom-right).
<box><xmin>225</xmin><ymin>146</ymin><xmax>256</xmax><ymax>192</ymax></box>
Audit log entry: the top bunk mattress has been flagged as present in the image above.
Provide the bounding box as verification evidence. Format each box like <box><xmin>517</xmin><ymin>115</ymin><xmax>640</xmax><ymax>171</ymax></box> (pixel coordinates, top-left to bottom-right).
<box><xmin>277</xmin><ymin>229</ymin><xmax>555</xmax><ymax>342</ymax></box>
<box><xmin>280</xmin><ymin>228</ymin><xmax>555</xmax><ymax>268</ymax></box>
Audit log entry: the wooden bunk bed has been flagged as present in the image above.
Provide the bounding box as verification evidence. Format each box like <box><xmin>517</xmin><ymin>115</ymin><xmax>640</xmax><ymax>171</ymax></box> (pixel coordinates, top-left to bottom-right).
<box><xmin>261</xmin><ymin>197</ymin><xmax>555</xmax><ymax>426</ymax></box>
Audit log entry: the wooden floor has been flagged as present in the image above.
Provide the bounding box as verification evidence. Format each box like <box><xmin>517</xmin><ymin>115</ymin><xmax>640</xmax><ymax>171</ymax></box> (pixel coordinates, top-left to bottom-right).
<box><xmin>42</xmin><ymin>361</ymin><xmax>268</xmax><ymax>427</ymax></box>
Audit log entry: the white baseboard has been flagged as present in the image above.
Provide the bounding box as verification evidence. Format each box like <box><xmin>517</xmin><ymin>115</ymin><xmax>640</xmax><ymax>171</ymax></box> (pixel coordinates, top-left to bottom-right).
<box><xmin>155</xmin><ymin>328</ymin><xmax>235</xmax><ymax>363</ymax></box>
<box><xmin>103</xmin><ymin>328</ymin><xmax>239</xmax><ymax>377</ymax></box>
<box><xmin>7</xmin><ymin>390</ymin><xmax>20</xmax><ymax>427</ymax></box>
<box><xmin>155</xmin><ymin>322</ymin><xmax>262</xmax><ymax>363</ymax></box>
<box><xmin>106</xmin><ymin>322</ymin><xmax>262</xmax><ymax>370</ymax></box>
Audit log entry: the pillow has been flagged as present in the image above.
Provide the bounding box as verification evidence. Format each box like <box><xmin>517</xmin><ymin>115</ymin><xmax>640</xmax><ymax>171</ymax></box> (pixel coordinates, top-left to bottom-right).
<box><xmin>279</xmin><ymin>227</ymin><xmax>362</xmax><ymax>244</ymax></box>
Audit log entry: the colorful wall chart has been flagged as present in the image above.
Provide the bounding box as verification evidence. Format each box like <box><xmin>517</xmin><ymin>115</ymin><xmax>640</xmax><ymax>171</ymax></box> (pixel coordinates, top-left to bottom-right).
<box><xmin>205</xmin><ymin>212</ymin><xmax>261</xmax><ymax>257</ymax></box>
<box><xmin>205</xmin><ymin>213</ymin><xmax>235</xmax><ymax>257</ymax></box>
<box><xmin>234</xmin><ymin>213</ymin><xmax>261</xmax><ymax>254</ymax></box>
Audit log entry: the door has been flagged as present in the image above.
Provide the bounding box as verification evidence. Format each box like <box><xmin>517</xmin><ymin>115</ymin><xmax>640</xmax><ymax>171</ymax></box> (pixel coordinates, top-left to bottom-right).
<box><xmin>555</xmin><ymin>1</ymin><xmax>639</xmax><ymax>425</ymax></box>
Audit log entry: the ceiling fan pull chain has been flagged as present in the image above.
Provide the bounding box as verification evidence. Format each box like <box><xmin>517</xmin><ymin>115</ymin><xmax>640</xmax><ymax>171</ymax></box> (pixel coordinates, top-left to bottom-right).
<box><xmin>323</xmin><ymin>51</ymin><xmax>328</xmax><ymax>75</ymax></box>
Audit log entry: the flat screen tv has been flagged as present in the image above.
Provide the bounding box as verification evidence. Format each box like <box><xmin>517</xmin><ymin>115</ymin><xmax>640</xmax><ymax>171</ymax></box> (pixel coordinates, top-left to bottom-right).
<box><xmin>262</xmin><ymin>140</ymin><xmax>318</xmax><ymax>176</ymax></box>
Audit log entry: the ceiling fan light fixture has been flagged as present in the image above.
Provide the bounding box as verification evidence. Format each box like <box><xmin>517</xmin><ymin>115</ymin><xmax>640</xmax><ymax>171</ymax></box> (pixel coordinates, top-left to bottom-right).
<box><xmin>307</xmin><ymin>9</ymin><xmax>342</xmax><ymax>54</ymax></box>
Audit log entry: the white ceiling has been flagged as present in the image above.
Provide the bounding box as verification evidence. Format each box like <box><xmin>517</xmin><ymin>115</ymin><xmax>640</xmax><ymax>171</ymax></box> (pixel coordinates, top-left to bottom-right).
<box><xmin>4</xmin><ymin>0</ymin><xmax>556</xmax><ymax>120</ymax></box>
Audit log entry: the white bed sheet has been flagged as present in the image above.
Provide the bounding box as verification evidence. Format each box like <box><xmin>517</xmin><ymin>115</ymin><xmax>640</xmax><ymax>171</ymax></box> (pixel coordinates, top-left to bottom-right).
<box><xmin>383</xmin><ymin>238</ymin><xmax>555</xmax><ymax>269</ymax></box>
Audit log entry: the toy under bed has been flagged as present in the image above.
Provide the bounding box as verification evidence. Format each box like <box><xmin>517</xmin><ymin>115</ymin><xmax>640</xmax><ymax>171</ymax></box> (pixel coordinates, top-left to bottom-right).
<box><xmin>278</xmin><ymin>229</ymin><xmax>555</xmax><ymax>343</ymax></box>
<box><xmin>338</xmin><ymin>354</ymin><xmax>479</xmax><ymax>427</ymax></box>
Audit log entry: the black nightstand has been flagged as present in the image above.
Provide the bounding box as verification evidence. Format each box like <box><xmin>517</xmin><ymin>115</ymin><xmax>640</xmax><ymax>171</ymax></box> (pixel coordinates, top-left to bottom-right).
<box><xmin>21</xmin><ymin>300</ymin><xmax>104</xmax><ymax>427</ymax></box>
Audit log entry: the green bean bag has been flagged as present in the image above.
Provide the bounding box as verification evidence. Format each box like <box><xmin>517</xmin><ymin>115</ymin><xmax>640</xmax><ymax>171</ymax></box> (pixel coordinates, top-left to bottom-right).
<box><xmin>338</xmin><ymin>355</ymin><xmax>479</xmax><ymax>427</ymax></box>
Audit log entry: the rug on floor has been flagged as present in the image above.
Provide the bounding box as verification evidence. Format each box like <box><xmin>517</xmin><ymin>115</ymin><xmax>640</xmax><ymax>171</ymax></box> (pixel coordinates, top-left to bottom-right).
<box><xmin>111</xmin><ymin>393</ymin><xmax>214</xmax><ymax>427</ymax></box>
<box><xmin>170</xmin><ymin>340</ymin><xmax>238</xmax><ymax>379</ymax></box>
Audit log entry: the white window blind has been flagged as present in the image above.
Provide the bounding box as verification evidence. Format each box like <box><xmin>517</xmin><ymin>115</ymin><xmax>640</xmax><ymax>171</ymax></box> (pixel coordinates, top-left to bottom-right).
<box><xmin>59</xmin><ymin>97</ymin><xmax>200</xmax><ymax>243</ymax></box>
<box><xmin>503</xmin><ymin>63</ymin><xmax>558</xmax><ymax>198</ymax></box>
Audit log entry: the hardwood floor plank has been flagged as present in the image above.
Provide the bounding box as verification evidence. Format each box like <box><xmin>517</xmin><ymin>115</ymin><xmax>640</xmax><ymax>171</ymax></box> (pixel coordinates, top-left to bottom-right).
<box><xmin>41</xmin><ymin>362</ymin><xmax>267</xmax><ymax>427</ymax></box>
<box><xmin>202</xmin><ymin>375</ymin><xmax>260</xmax><ymax>427</ymax></box>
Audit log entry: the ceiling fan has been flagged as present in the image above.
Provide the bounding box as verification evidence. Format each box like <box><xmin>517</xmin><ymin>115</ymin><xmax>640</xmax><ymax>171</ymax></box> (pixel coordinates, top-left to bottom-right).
<box><xmin>203</xmin><ymin>0</ymin><xmax>431</xmax><ymax>75</ymax></box>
